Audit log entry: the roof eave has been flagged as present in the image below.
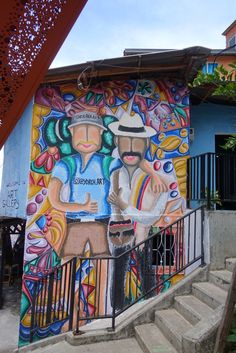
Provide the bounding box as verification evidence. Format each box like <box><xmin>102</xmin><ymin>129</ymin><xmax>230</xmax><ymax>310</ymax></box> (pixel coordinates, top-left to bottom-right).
<box><xmin>222</xmin><ymin>20</ymin><xmax>236</xmax><ymax>36</ymax></box>
<box><xmin>44</xmin><ymin>46</ymin><xmax>210</xmax><ymax>85</ymax></box>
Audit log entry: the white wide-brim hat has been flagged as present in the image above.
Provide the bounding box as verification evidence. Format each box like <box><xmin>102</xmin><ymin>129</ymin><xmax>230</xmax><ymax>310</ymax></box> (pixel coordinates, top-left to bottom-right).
<box><xmin>108</xmin><ymin>112</ymin><xmax>156</xmax><ymax>138</ymax></box>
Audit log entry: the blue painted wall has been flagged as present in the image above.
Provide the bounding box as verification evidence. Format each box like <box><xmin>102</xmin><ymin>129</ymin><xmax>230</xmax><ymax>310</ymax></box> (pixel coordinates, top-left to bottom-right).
<box><xmin>0</xmin><ymin>100</ymin><xmax>33</xmax><ymax>219</ymax></box>
<box><xmin>190</xmin><ymin>102</ymin><xmax>236</xmax><ymax>156</ymax></box>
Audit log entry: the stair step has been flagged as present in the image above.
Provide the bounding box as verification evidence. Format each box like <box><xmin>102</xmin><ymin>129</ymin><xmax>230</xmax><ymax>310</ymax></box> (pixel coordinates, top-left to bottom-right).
<box><xmin>155</xmin><ymin>309</ymin><xmax>192</xmax><ymax>352</ymax></box>
<box><xmin>192</xmin><ymin>282</ymin><xmax>227</xmax><ymax>309</ymax></box>
<box><xmin>135</xmin><ymin>323</ymin><xmax>177</xmax><ymax>353</ymax></box>
<box><xmin>174</xmin><ymin>295</ymin><xmax>214</xmax><ymax>325</ymax></box>
<box><xmin>209</xmin><ymin>270</ymin><xmax>232</xmax><ymax>291</ymax></box>
<box><xmin>226</xmin><ymin>258</ymin><xmax>236</xmax><ymax>272</ymax></box>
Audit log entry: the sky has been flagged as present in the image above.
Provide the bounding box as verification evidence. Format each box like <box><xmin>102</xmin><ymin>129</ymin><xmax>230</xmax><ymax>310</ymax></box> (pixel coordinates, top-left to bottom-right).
<box><xmin>51</xmin><ymin>0</ymin><xmax>236</xmax><ymax>68</ymax></box>
<box><xmin>0</xmin><ymin>0</ymin><xmax>236</xmax><ymax>185</ymax></box>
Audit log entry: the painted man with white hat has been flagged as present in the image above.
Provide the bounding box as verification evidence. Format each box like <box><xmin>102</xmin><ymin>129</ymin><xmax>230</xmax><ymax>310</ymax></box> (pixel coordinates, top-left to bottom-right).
<box><xmin>108</xmin><ymin>112</ymin><xmax>183</xmax><ymax>240</ymax></box>
<box><xmin>108</xmin><ymin>112</ymin><xmax>183</xmax><ymax>307</ymax></box>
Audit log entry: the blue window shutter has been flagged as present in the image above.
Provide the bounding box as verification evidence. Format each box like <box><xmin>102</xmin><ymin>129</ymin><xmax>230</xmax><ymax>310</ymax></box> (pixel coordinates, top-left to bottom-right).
<box><xmin>207</xmin><ymin>63</ymin><xmax>218</xmax><ymax>74</ymax></box>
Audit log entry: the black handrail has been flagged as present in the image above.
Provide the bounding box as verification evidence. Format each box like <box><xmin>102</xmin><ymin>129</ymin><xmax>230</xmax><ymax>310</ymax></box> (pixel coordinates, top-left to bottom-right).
<box><xmin>29</xmin><ymin>257</ymin><xmax>77</xmax><ymax>342</ymax></box>
<box><xmin>187</xmin><ymin>152</ymin><xmax>236</xmax><ymax>209</ymax></box>
<box><xmin>29</xmin><ymin>205</ymin><xmax>205</xmax><ymax>343</ymax></box>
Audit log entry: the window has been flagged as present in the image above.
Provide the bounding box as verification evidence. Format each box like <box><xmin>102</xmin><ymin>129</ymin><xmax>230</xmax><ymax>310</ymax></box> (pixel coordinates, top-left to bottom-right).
<box><xmin>202</xmin><ymin>62</ymin><xmax>218</xmax><ymax>74</ymax></box>
<box><xmin>228</xmin><ymin>35</ymin><xmax>236</xmax><ymax>49</ymax></box>
<box><xmin>152</xmin><ymin>231</ymin><xmax>175</xmax><ymax>266</ymax></box>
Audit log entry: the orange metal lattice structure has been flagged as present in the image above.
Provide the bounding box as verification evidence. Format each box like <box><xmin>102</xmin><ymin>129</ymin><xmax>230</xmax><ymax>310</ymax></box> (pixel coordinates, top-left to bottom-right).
<box><xmin>0</xmin><ymin>0</ymin><xmax>87</xmax><ymax>149</ymax></box>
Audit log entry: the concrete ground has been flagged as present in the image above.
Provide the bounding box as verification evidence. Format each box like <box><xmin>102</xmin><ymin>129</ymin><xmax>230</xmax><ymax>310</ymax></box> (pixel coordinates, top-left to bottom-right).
<box><xmin>31</xmin><ymin>338</ymin><xmax>143</xmax><ymax>353</ymax></box>
<box><xmin>0</xmin><ymin>283</ymin><xmax>21</xmax><ymax>353</ymax></box>
<box><xmin>0</xmin><ymin>289</ymin><xmax>143</xmax><ymax>353</ymax></box>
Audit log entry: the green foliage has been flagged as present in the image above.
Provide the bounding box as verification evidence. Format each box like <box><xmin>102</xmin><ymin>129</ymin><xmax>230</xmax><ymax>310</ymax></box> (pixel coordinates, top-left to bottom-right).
<box><xmin>221</xmin><ymin>135</ymin><xmax>236</xmax><ymax>151</ymax></box>
<box><xmin>190</xmin><ymin>62</ymin><xmax>236</xmax><ymax>152</ymax></box>
<box><xmin>227</xmin><ymin>328</ymin><xmax>236</xmax><ymax>342</ymax></box>
<box><xmin>190</xmin><ymin>61</ymin><xmax>236</xmax><ymax>100</ymax></box>
<box><xmin>199</xmin><ymin>188</ymin><xmax>222</xmax><ymax>207</ymax></box>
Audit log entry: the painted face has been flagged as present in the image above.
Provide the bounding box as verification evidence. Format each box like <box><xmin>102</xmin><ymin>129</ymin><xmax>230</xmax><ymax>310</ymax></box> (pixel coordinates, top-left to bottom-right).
<box><xmin>117</xmin><ymin>136</ymin><xmax>148</xmax><ymax>166</ymax></box>
<box><xmin>70</xmin><ymin>124</ymin><xmax>102</xmax><ymax>154</ymax></box>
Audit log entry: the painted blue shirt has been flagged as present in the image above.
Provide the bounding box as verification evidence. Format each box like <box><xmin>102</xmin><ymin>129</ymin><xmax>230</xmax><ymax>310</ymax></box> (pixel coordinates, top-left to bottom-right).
<box><xmin>52</xmin><ymin>153</ymin><xmax>112</xmax><ymax>220</ymax></box>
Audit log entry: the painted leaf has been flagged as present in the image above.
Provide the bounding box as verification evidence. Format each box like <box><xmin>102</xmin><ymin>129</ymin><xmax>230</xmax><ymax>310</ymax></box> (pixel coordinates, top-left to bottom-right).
<box><xmin>34</xmin><ymin>151</ymin><xmax>48</xmax><ymax>167</ymax></box>
<box><xmin>159</xmin><ymin>136</ymin><xmax>182</xmax><ymax>151</ymax></box>
<box><xmin>175</xmin><ymin>107</ymin><xmax>187</xmax><ymax>119</ymax></box>
<box><xmin>45</xmin><ymin>155</ymin><xmax>54</xmax><ymax>172</ymax></box>
<box><xmin>86</xmin><ymin>91</ymin><xmax>94</xmax><ymax>102</ymax></box>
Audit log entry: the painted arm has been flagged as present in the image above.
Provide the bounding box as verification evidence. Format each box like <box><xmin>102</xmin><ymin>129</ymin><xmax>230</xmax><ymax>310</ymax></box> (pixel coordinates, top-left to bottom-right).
<box><xmin>48</xmin><ymin>177</ymin><xmax>98</xmax><ymax>213</ymax></box>
<box><xmin>122</xmin><ymin>192</ymin><xmax>168</xmax><ymax>226</ymax></box>
<box><xmin>107</xmin><ymin>170</ymin><xmax>124</xmax><ymax>221</ymax></box>
<box><xmin>108</xmin><ymin>187</ymin><xmax>168</xmax><ymax>226</ymax></box>
<box><xmin>139</xmin><ymin>159</ymin><xmax>168</xmax><ymax>193</ymax></box>
<box><xmin>122</xmin><ymin>191</ymin><xmax>169</xmax><ymax>226</ymax></box>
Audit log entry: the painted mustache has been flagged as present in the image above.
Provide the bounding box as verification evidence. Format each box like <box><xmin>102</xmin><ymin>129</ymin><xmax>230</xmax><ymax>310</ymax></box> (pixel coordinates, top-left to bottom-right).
<box><xmin>121</xmin><ymin>151</ymin><xmax>142</xmax><ymax>160</ymax></box>
<box><xmin>109</xmin><ymin>229</ymin><xmax>134</xmax><ymax>237</ymax></box>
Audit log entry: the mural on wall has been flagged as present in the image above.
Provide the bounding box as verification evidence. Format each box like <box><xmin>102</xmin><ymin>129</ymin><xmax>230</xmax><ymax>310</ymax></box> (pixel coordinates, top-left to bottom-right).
<box><xmin>19</xmin><ymin>79</ymin><xmax>189</xmax><ymax>345</ymax></box>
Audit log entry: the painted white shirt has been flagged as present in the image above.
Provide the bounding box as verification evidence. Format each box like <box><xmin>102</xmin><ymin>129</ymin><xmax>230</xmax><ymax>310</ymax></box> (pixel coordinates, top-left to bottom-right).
<box><xmin>110</xmin><ymin>159</ymin><xmax>183</xmax><ymax>227</ymax></box>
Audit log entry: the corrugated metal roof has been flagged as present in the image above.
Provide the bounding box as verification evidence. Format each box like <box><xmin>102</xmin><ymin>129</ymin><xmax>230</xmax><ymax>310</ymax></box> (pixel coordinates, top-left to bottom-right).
<box><xmin>191</xmin><ymin>86</ymin><xmax>236</xmax><ymax>106</ymax></box>
<box><xmin>123</xmin><ymin>48</ymin><xmax>176</xmax><ymax>55</ymax></box>
<box><xmin>124</xmin><ymin>48</ymin><xmax>236</xmax><ymax>57</ymax></box>
<box><xmin>209</xmin><ymin>49</ymin><xmax>236</xmax><ymax>56</ymax></box>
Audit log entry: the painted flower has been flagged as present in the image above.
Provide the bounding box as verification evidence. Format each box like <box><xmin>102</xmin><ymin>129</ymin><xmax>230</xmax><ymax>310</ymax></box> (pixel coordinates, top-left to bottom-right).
<box><xmin>34</xmin><ymin>146</ymin><xmax>60</xmax><ymax>172</ymax></box>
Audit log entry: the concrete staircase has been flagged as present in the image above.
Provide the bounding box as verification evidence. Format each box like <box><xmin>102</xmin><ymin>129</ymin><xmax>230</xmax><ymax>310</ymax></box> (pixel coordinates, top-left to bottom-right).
<box><xmin>133</xmin><ymin>257</ymin><xmax>235</xmax><ymax>353</ymax></box>
<box><xmin>17</xmin><ymin>258</ymin><xmax>236</xmax><ymax>353</ymax></box>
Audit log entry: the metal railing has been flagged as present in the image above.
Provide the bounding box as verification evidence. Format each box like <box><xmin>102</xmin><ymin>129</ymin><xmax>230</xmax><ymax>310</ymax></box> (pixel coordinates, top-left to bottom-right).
<box><xmin>29</xmin><ymin>257</ymin><xmax>77</xmax><ymax>342</ymax></box>
<box><xmin>29</xmin><ymin>206</ymin><xmax>205</xmax><ymax>343</ymax></box>
<box><xmin>187</xmin><ymin>152</ymin><xmax>236</xmax><ymax>209</ymax></box>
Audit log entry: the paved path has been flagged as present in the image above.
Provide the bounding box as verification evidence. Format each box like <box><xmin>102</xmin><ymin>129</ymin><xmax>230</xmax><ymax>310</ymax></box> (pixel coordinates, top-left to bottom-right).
<box><xmin>0</xmin><ymin>308</ymin><xmax>19</xmax><ymax>353</ymax></box>
<box><xmin>0</xmin><ymin>284</ymin><xmax>21</xmax><ymax>353</ymax></box>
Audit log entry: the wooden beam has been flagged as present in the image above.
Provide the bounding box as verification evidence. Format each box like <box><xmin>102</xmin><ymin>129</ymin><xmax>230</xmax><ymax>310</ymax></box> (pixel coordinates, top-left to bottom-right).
<box><xmin>43</xmin><ymin>64</ymin><xmax>187</xmax><ymax>84</ymax></box>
